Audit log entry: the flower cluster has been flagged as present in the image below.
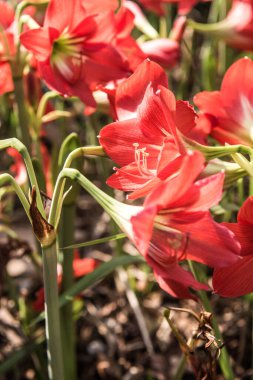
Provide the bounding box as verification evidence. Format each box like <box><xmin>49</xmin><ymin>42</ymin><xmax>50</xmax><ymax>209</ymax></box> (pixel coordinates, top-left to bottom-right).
<box><xmin>2</xmin><ymin>0</ymin><xmax>253</xmax><ymax>303</ymax></box>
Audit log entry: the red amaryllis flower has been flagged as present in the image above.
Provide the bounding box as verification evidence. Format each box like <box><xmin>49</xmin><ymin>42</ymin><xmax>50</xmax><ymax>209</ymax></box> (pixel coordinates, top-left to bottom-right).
<box><xmin>213</xmin><ymin>196</ymin><xmax>253</xmax><ymax>297</ymax></box>
<box><xmin>194</xmin><ymin>57</ymin><xmax>253</xmax><ymax>146</ymax></box>
<box><xmin>138</xmin><ymin>0</ymin><xmax>211</xmax><ymax>15</ymax></box>
<box><xmin>20</xmin><ymin>0</ymin><xmax>132</xmax><ymax>107</ymax></box>
<box><xmin>99</xmin><ymin>60</ymin><xmax>202</xmax><ymax>199</ymax></box>
<box><xmin>191</xmin><ymin>0</ymin><xmax>253</xmax><ymax>51</ymax></box>
<box><xmin>194</xmin><ymin>58</ymin><xmax>253</xmax><ymax>145</ymax></box>
<box><xmin>0</xmin><ymin>1</ymin><xmax>16</xmax><ymax>95</ymax></box>
<box><xmin>84</xmin><ymin>150</ymin><xmax>240</xmax><ymax>299</ymax></box>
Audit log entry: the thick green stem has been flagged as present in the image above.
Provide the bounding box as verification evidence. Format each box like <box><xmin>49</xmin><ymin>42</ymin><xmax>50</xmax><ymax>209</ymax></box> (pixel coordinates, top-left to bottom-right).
<box><xmin>59</xmin><ymin>204</ymin><xmax>77</xmax><ymax>380</ymax></box>
<box><xmin>42</xmin><ymin>241</ymin><xmax>64</xmax><ymax>380</ymax></box>
<box><xmin>13</xmin><ymin>77</ymin><xmax>31</xmax><ymax>151</ymax></box>
<box><xmin>188</xmin><ymin>261</ymin><xmax>234</xmax><ymax>380</ymax></box>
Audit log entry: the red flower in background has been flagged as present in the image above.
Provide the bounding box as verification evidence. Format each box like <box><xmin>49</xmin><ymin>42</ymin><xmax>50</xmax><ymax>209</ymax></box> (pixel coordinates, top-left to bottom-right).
<box><xmin>99</xmin><ymin>60</ymin><xmax>203</xmax><ymax>199</ymax></box>
<box><xmin>20</xmin><ymin>0</ymin><xmax>135</xmax><ymax>108</ymax></box>
<box><xmin>213</xmin><ymin>196</ymin><xmax>253</xmax><ymax>297</ymax></box>
<box><xmin>194</xmin><ymin>57</ymin><xmax>253</xmax><ymax>146</ymax></box>
<box><xmin>0</xmin><ymin>1</ymin><xmax>16</xmax><ymax>95</ymax></box>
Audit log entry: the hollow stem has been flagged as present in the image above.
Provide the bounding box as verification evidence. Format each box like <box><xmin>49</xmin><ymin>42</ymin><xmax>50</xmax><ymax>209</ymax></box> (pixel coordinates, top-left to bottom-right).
<box><xmin>42</xmin><ymin>240</ymin><xmax>64</xmax><ymax>380</ymax></box>
<box><xmin>59</xmin><ymin>203</ymin><xmax>77</xmax><ymax>380</ymax></box>
<box><xmin>0</xmin><ymin>138</ymin><xmax>45</xmax><ymax>217</ymax></box>
<box><xmin>0</xmin><ymin>173</ymin><xmax>31</xmax><ymax>222</ymax></box>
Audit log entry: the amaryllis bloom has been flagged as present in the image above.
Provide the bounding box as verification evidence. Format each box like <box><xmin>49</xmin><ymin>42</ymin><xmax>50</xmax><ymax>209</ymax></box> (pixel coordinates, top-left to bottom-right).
<box><xmin>194</xmin><ymin>57</ymin><xmax>253</xmax><ymax>146</ymax></box>
<box><xmin>99</xmin><ymin>59</ymin><xmax>201</xmax><ymax>199</ymax></box>
<box><xmin>81</xmin><ymin>150</ymin><xmax>240</xmax><ymax>299</ymax></box>
<box><xmin>213</xmin><ymin>196</ymin><xmax>253</xmax><ymax>297</ymax></box>
<box><xmin>190</xmin><ymin>0</ymin><xmax>253</xmax><ymax>51</ymax></box>
<box><xmin>138</xmin><ymin>0</ymin><xmax>211</xmax><ymax>16</ymax></box>
<box><xmin>20</xmin><ymin>0</ymin><xmax>132</xmax><ymax>107</ymax></box>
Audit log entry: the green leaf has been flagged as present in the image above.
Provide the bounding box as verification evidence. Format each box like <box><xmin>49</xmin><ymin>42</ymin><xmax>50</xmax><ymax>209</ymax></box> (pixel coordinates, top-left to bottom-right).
<box><xmin>61</xmin><ymin>233</ymin><xmax>127</xmax><ymax>250</ymax></box>
<box><xmin>32</xmin><ymin>254</ymin><xmax>144</xmax><ymax>326</ymax></box>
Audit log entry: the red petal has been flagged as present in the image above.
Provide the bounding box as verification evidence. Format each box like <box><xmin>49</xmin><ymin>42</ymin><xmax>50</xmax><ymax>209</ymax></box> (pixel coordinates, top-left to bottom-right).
<box><xmin>99</xmin><ymin>118</ymin><xmax>161</xmax><ymax>166</ymax></box>
<box><xmin>115</xmin><ymin>59</ymin><xmax>168</xmax><ymax>121</ymax></box>
<box><xmin>143</xmin><ymin>151</ymin><xmax>204</xmax><ymax>210</ymax></box>
<box><xmin>213</xmin><ymin>256</ymin><xmax>253</xmax><ymax>297</ymax></box>
<box><xmin>44</xmin><ymin>0</ymin><xmax>86</xmax><ymax>32</ymax></box>
<box><xmin>20</xmin><ymin>28</ymin><xmax>54</xmax><ymax>60</ymax></box>
<box><xmin>169</xmin><ymin>212</ymin><xmax>241</xmax><ymax>268</ymax></box>
<box><xmin>238</xmin><ymin>196</ymin><xmax>253</xmax><ymax>224</ymax></box>
<box><xmin>221</xmin><ymin>57</ymin><xmax>253</xmax><ymax>129</ymax></box>
<box><xmin>153</xmin><ymin>262</ymin><xmax>209</xmax><ymax>299</ymax></box>
<box><xmin>175</xmin><ymin>100</ymin><xmax>197</xmax><ymax>135</ymax></box>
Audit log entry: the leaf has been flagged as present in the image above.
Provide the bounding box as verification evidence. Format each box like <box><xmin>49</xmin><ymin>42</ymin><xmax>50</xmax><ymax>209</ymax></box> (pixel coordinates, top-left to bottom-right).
<box><xmin>60</xmin><ymin>233</ymin><xmax>127</xmax><ymax>250</ymax></box>
<box><xmin>32</xmin><ymin>254</ymin><xmax>144</xmax><ymax>325</ymax></box>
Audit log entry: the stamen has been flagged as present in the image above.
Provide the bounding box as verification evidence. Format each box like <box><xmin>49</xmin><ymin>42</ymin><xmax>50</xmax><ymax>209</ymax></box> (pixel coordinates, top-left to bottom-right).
<box><xmin>132</xmin><ymin>143</ymin><xmax>152</xmax><ymax>177</ymax></box>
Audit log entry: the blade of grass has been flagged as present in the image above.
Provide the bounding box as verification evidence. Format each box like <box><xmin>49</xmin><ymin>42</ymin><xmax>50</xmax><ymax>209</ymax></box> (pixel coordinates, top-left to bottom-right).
<box><xmin>60</xmin><ymin>233</ymin><xmax>127</xmax><ymax>250</ymax></box>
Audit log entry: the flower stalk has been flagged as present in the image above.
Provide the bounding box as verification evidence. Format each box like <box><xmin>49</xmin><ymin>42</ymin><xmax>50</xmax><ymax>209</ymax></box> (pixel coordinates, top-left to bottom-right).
<box><xmin>41</xmin><ymin>240</ymin><xmax>65</xmax><ymax>380</ymax></box>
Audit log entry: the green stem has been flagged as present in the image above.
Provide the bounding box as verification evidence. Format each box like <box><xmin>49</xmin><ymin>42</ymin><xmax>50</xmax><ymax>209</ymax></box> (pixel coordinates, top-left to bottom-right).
<box><xmin>59</xmin><ymin>204</ymin><xmax>77</xmax><ymax>380</ymax></box>
<box><xmin>188</xmin><ymin>261</ymin><xmax>234</xmax><ymax>380</ymax></box>
<box><xmin>0</xmin><ymin>138</ymin><xmax>45</xmax><ymax>217</ymax></box>
<box><xmin>0</xmin><ymin>173</ymin><xmax>31</xmax><ymax>222</ymax></box>
<box><xmin>42</xmin><ymin>240</ymin><xmax>64</xmax><ymax>380</ymax></box>
<box><xmin>12</xmin><ymin>76</ymin><xmax>31</xmax><ymax>151</ymax></box>
<box><xmin>184</xmin><ymin>138</ymin><xmax>253</xmax><ymax>160</ymax></box>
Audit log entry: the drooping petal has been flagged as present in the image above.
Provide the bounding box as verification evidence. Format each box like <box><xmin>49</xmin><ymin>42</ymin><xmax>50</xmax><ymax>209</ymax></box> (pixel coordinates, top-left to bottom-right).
<box><xmin>153</xmin><ymin>261</ymin><xmax>209</xmax><ymax>299</ymax></box>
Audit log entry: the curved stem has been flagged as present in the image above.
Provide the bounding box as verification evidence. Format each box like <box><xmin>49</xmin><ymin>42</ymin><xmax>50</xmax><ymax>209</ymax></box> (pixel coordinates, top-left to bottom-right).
<box><xmin>0</xmin><ymin>138</ymin><xmax>45</xmax><ymax>218</ymax></box>
<box><xmin>0</xmin><ymin>173</ymin><xmax>31</xmax><ymax>222</ymax></box>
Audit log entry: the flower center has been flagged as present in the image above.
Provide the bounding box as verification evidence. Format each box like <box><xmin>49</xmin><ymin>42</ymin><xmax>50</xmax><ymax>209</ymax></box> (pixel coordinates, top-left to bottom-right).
<box><xmin>51</xmin><ymin>32</ymin><xmax>85</xmax><ymax>82</ymax></box>
<box><xmin>153</xmin><ymin>221</ymin><xmax>190</xmax><ymax>262</ymax></box>
<box><xmin>133</xmin><ymin>143</ymin><xmax>153</xmax><ymax>177</ymax></box>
